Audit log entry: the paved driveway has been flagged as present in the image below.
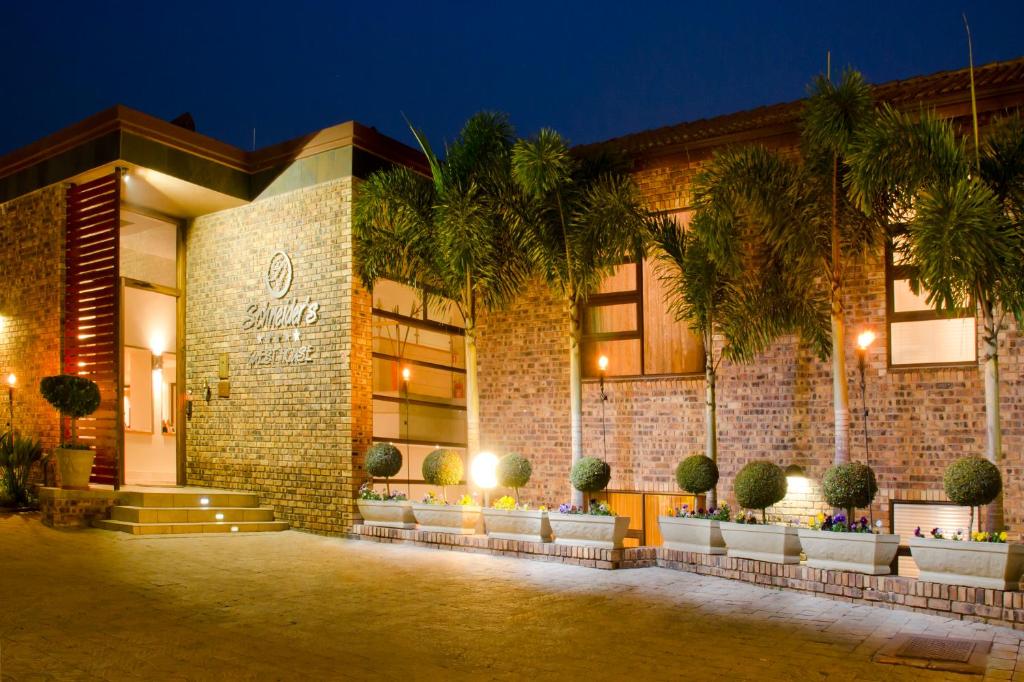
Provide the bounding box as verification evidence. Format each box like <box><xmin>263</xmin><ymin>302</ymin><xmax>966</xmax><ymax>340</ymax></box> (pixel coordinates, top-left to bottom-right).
<box><xmin>1</xmin><ymin>512</ymin><xmax>1021</xmax><ymax>681</ymax></box>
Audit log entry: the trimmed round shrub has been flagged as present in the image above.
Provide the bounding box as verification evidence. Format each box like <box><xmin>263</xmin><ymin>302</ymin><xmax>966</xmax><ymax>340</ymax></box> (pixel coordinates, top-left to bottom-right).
<box><xmin>422</xmin><ymin>449</ymin><xmax>464</xmax><ymax>488</ymax></box>
<box><xmin>40</xmin><ymin>375</ymin><xmax>100</xmax><ymax>419</ymax></box>
<box><xmin>366</xmin><ymin>443</ymin><xmax>402</xmax><ymax>479</ymax></box>
<box><xmin>675</xmin><ymin>454</ymin><xmax>719</xmax><ymax>495</ymax></box>
<box><xmin>822</xmin><ymin>462</ymin><xmax>878</xmax><ymax>515</ymax></box>
<box><xmin>571</xmin><ymin>457</ymin><xmax>611</xmax><ymax>493</ymax></box>
<box><xmin>944</xmin><ymin>456</ymin><xmax>1002</xmax><ymax>508</ymax></box>
<box><xmin>497</xmin><ymin>453</ymin><xmax>532</xmax><ymax>489</ymax></box>
<box><xmin>734</xmin><ymin>461</ymin><xmax>787</xmax><ymax>516</ymax></box>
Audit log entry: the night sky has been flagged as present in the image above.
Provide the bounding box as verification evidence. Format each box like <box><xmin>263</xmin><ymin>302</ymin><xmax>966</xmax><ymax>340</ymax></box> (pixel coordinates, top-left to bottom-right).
<box><xmin>2</xmin><ymin>1</ymin><xmax>1023</xmax><ymax>157</ymax></box>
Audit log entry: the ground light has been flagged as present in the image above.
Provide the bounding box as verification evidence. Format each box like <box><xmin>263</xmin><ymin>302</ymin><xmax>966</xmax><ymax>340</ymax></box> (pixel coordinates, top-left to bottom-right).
<box><xmin>471</xmin><ymin>451</ymin><xmax>498</xmax><ymax>506</ymax></box>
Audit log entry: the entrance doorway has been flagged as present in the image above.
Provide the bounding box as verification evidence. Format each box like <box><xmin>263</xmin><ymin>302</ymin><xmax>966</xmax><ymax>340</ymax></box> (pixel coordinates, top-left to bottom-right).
<box><xmin>119</xmin><ymin>208</ymin><xmax>183</xmax><ymax>485</ymax></box>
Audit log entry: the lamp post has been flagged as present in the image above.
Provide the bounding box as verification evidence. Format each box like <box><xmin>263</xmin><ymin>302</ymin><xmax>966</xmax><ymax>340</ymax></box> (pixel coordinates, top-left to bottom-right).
<box><xmin>401</xmin><ymin>366</ymin><xmax>411</xmax><ymax>498</ymax></box>
<box><xmin>6</xmin><ymin>373</ymin><xmax>15</xmax><ymax>433</ymax></box>
<box><xmin>598</xmin><ymin>355</ymin><xmax>609</xmax><ymax>460</ymax></box>
<box><xmin>856</xmin><ymin>329</ymin><xmax>875</xmax><ymax>523</ymax></box>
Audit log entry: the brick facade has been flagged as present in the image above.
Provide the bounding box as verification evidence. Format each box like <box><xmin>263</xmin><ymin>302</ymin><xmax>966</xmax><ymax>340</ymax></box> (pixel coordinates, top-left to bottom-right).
<box><xmin>185</xmin><ymin>177</ymin><xmax>369</xmax><ymax>534</ymax></box>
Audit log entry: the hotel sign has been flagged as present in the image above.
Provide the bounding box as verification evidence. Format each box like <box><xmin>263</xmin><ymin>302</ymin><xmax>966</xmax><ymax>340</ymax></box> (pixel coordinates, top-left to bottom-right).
<box><xmin>243</xmin><ymin>251</ymin><xmax>319</xmax><ymax>368</ymax></box>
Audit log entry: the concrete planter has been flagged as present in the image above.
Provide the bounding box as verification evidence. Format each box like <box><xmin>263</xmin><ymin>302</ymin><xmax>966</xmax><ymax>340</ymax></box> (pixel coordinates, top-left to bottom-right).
<box><xmin>549</xmin><ymin>513</ymin><xmax>630</xmax><ymax>549</ymax></box>
<box><xmin>798</xmin><ymin>529</ymin><xmax>900</xmax><ymax>574</ymax></box>
<box><xmin>483</xmin><ymin>508</ymin><xmax>552</xmax><ymax>542</ymax></box>
<box><xmin>908</xmin><ymin>537</ymin><xmax>1024</xmax><ymax>590</ymax></box>
<box><xmin>658</xmin><ymin>516</ymin><xmax>726</xmax><ymax>554</ymax></box>
<box><xmin>411</xmin><ymin>503</ymin><xmax>482</xmax><ymax>535</ymax></box>
<box><xmin>356</xmin><ymin>499</ymin><xmax>416</xmax><ymax>529</ymax></box>
<box><xmin>720</xmin><ymin>521</ymin><xmax>802</xmax><ymax>564</ymax></box>
<box><xmin>55</xmin><ymin>447</ymin><xmax>95</xmax><ymax>490</ymax></box>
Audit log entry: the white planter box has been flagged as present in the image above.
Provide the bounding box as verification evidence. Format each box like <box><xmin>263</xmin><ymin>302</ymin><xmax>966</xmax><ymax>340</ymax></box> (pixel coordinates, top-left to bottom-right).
<box><xmin>658</xmin><ymin>516</ymin><xmax>726</xmax><ymax>554</ymax></box>
<box><xmin>356</xmin><ymin>499</ymin><xmax>416</xmax><ymax>529</ymax></box>
<box><xmin>411</xmin><ymin>503</ymin><xmax>482</xmax><ymax>535</ymax></box>
<box><xmin>908</xmin><ymin>537</ymin><xmax>1024</xmax><ymax>590</ymax></box>
<box><xmin>720</xmin><ymin>521</ymin><xmax>802</xmax><ymax>564</ymax></box>
<box><xmin>798</xmin><ymin>529</ymin><xmax>899</xmax><ymax>575</ymax></box>
<box><xmin>549</xmin><ymin>513</ymin><xmax>630</xmax><ymax>549</ymax></box>
<box><xmin>483</xmin><ymin>509</ymin><xmax>552</xmax><ymax>543</ymax></box>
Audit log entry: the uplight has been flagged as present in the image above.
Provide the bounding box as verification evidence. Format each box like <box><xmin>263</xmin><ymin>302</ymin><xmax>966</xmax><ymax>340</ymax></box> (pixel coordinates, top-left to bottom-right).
<box><xmin>470</xmin><ymin>451</ymin><xmax>499</xmax><ymax>489</ymax></box>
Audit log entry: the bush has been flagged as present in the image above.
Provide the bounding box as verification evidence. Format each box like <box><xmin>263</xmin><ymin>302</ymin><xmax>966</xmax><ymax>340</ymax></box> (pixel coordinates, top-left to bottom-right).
<box><xmin>944</xmin><ymin>457</ymin><xmax>1002</xmax><ymax>508</ymax></box>
<box><xmin>366</xmin><ymin>443</ymin><xmax>402</xmax><ymax>479</ymax></box>
<box><xmin>822</xmin><ymin>462</ymin><xmax>878</xmax><ymax>517</ymax></box>
<box><xmin>422</xmin><ymin>449</ymin><xmax>463</xmax><ymax>501</ymax></box>
<box><xmin>0</xmin><ymin>432</ymin><xmax>43</xmax><ymax>508</ymax></box>
<box><xmin>675</xmin><ymin>454</ymin><xmax>719</xmax><ymax>495</ymax></box>
<box><xmin>734</xmin><ymin>461</ymin><xmax>787</xmax><ymax>521</ymax></box>
<box><xmin>570</xmin><ymin>457</ymin><xmax>611</xmax><ymax>493</ymax></box>
<box><xmin>497</xmin><ymin>453</ymin><xmax>532</xmax><ymax>503</ymax></box>
<box><xmin>39</xmin><ymin>375</ymin><xmax>100</xmax><ymax>447</ymax></box>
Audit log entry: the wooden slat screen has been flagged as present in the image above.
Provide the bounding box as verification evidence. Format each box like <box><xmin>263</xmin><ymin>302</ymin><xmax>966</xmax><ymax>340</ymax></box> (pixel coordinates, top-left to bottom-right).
<box><xmin>64</xmin><ymin>173</ymin><xmax>121</xmax><ymax>485</ymax></box>
<box><xmin>595</xmin><ymin>490</ymin><xmax>704</xmax><ymax>546</ymax></box>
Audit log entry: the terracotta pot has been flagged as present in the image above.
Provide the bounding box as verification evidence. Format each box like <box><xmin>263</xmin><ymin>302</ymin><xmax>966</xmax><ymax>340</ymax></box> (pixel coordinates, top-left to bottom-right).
<box><xmin>356</xmin><ymin>499</ymin><xmax>416</xmax><ymax>529</ymax></box>
<box><xmin>548</xmin><ymin>513</ymin><xmax>630</xmax><ymax>549</ymax></box>
<box><xmin>658</xmin><ymin>516</ymin><xmax>726</xmax><ymax>554</ymax></box>
<box><xmin>719</xmin><ymin>521</ymin><xmax>802</xmax><ymax>564</ymax></box>
<box><xmin>798</xmin><ymin>529</ymin><xmax>900</xmax><ymax>574</ymax></box>
<box><xmin>908</xmin><ymin>536</ymin><xmax>1024</xmax><ymax>590</ymax></box>
<box><xmin>411</xmin><ymin>503</ymin><xmax>482</xmax><ymax>534</ymax></box>
<box><xmin>55</xmin><ymin>447</ymin><xmax>95</xmax><ymax>490</ymax></box>
<box><xmin>483</xmin><ymin>508</ymin><xmax>552</xmax><ymax>542</ymax></box>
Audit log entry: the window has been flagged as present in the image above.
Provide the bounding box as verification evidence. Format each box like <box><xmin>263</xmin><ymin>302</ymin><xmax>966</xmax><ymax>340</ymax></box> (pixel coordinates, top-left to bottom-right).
<box><xmin>581</xmin><ymin>212</ymin><xmax>704</xmax><ymax>378</ymax></box>
<box><xmin>886</xmin><ymin>231</ymin><xmax>976</xmax><ymax>367</ymax></box>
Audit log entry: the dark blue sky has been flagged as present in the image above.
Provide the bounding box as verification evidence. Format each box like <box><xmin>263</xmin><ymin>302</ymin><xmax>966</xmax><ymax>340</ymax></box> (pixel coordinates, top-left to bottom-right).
<box><xmin>2</xmin><ymin>1</ymin><xmax>1022</xmax><ymax>156</ymax></box>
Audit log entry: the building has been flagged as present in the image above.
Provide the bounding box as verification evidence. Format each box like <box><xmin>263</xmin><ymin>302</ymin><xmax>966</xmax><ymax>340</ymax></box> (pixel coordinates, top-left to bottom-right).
<box><xmin>1</xmin><ymin>57</ymin><xmax>1022</xmax><ymax>538</ymax></box>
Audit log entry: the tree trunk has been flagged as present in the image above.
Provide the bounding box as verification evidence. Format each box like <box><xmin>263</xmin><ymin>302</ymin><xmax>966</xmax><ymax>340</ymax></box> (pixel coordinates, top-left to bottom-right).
<box><xmin>70</xmin><ymin>416</ymin><xmax>78</xmax><ymax>447</ymax></box>
<box><xmin>569</xmin><ymin>299</ymin><xmax>584</xmax><ymax>507</ymax></box>
<box><xmin>464</xmin><ymin>324</ymin><xmax>482</xmax><ymax>498</ymax></box>
<box><xmin>831</xmin><ymin>306</ymin><xmax>851</xmax><ymax>465</ymax></box>
<box><xmin>981</xmin><ymin>306</ymin><xmax>1004</xmax><ymax>532</ymax></box>
<box><xmin>705</xmin><ymin>352</ymin><xmax>718</xmax><ymax>510</ymax></box>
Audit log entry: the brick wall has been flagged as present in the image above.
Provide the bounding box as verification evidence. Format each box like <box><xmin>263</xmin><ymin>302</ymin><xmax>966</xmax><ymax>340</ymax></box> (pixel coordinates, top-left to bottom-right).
<box><xmin>0</xmin><ymin>185</ymin><xmax>64</xmax><ymax>463</ymax></box>
<box><xmin>185</xmin><ymin>177</ymin><xmax>368</xmax><ymax>534</ymax></box>
<box><xmin>477</xmin><ymin>150</ymin><xmax>1024</xmax><ymax>533</ymax></box>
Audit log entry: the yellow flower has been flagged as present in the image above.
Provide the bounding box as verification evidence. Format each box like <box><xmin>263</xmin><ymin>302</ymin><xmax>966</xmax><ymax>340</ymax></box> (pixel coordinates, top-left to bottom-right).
<box><xmin>816</xmin><ymin>512</ymin><xmax>826</xmax><ymax>524</ymax></box>
<box><xmin>1000</xmin><ymin>531</ymin><xmax>1008</xmax><ymax>542</ymax></box>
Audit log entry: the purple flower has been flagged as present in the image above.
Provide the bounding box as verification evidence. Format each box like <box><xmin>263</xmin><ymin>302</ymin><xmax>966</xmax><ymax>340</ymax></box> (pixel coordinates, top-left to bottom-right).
<box><xmin>558</xmin><ymin>503</ymin><xmax>572</xmax><ymax>514</ymax></box>
<box><xmin>833</xmin><ymin>513</ymin><xmax>846</xmax><ymax>524</ymax></box>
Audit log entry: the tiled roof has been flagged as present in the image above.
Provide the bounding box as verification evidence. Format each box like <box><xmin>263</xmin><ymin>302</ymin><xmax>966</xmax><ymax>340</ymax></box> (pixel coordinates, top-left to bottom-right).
<box><xmin>580</xmin><ymin>56</ymin><xmax>1024</xmax><ymax>158</ymax></box>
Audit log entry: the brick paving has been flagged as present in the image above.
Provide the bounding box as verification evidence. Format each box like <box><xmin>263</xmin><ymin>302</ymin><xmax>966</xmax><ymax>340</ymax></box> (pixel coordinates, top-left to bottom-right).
<box><xmin>1</xmin><ymin>513</ymin><xmax>1022</xmax><ymax>681</ymax></box>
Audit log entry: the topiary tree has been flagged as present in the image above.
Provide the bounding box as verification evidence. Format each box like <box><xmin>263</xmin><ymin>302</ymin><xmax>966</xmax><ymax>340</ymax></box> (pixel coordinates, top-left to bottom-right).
<box><xmin>422</xmin><ymin>448</ymin><xmax>464</xmax><ymax>503</ymax></box>
<box><xmin>570</xmin><ymin>457</ymin><xmax>611</xmax><ymax>497</ymax></box>
<box><xmin>39</xmin><ymin>375</ymin><xmax>100</xmax><ymax>448</ymax></box>
<box><xmin>734</xmin><ymin>460</ymin><xmax>787</xmax><ymax>522</ymax></box>
<box><xmin>366</xmin><ymin>443</ymin><xmax>403</xmax><ymax>495</ymax></box>
<box><xmin>944</xmin><ymin>456</ymin><xmax>1002</xmax><ymax>535</ymax></box>
<box><xmin>675</xmin><ymin>454</ymin><xmax>720</xmax><ymax>499</ymax></box>
<box><xmin>497</xmin><ymin>453</ymin><xmax>532</xmax><ymax>504</ymax></box>
<box><xmin>822</xmin><ymin>462</ymin><xmax>878</xmax><ymax>521</ymax></box>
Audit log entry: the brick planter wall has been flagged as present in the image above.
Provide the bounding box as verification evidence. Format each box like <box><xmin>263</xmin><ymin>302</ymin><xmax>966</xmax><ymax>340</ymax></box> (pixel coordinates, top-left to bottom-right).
<box><xmin>38</xmin><ymin>487</ymin><xmax>119</xmax><ymax>529</ymax></box>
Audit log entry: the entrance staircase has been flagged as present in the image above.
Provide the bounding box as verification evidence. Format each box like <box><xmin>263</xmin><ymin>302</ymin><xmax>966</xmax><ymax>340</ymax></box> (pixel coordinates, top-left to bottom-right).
<box><xmin>94</xmin><ymin>487</ymin><xmax>289</xmax><ymax>535</ymax></box>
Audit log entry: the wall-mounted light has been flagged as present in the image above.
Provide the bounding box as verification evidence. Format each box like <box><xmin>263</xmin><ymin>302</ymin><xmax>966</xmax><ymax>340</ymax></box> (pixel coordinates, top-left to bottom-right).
<box><xmin>401</xmin><ymin>367</ymin><xmax>410</xmax><ymax>383</ymax></box>
<box><xmin>784</xmin><ymin>463</ymin><xmax>809</xmax><ymax>494</ymax></box>
<box><xmin>6</xmin><ymin>373</ymin><xmax>15</xmax><ymax>388</ymax></box>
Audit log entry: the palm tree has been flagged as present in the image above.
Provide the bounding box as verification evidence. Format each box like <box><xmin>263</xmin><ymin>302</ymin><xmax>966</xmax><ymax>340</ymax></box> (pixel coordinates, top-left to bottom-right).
<box><xmin>848</xmin><ymin>108</ymin><xmax>1024</xmax><ymax>531</ymax></box>
<box><xmin>510</xmin><ymin>131</ymin><xmax>647</xmax><ymax>505</ymax></box>
<box><xmin>354</xmin><ymin>112</ymin><xmax>530</xmax><ymax>463</ymax></box>
<box><xmin>648</xmin><ymin>147</ymin><xmax>830</xmax><ymax>508</ymax></box>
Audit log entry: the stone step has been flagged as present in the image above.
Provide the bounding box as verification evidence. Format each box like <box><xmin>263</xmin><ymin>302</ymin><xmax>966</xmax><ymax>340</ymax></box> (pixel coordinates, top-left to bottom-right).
<box><xmin>93</xmin><ymin>519</ymin><xmax>290</xmax><ymax>535</ymax></box>
<box><xmin>117</xmin><ymin>490</ymin><xmax>261</xmax><ymax>509</ymax></box>
<box><xmin>110</xmin><ymin>506</ymin><xmax>276</xmax><ymax>524</ymax></box>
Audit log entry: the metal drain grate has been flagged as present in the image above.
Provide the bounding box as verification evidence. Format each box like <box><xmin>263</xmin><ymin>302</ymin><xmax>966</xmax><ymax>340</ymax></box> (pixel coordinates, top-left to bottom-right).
<box><xmin>895</xmin><ymin>636</ymin><xmax>976</xmax><ymax>663</ymax></box>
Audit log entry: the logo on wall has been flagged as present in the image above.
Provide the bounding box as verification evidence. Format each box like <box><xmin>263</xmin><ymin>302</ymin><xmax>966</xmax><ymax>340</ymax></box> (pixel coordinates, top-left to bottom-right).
<box><xmin>264</xmin><ymin>250</ymin><xmax>294</xmax><ymax>299</ymax></box>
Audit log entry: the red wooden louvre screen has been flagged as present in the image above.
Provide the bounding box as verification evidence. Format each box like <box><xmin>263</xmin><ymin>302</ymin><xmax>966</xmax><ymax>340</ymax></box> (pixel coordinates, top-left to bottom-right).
<box><xmin>64</xmin><ymin>172</ymin><xmax>121</xmax><ymax>486</ymax></box>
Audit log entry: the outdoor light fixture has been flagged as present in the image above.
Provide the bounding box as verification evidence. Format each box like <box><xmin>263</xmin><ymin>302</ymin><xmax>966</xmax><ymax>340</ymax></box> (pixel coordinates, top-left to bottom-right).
<box><xmin>856</xmin><ymin>328</ymin><xmax>876</xmax><ymax>522</ymax></box>
<box><xmin>784</xmin><ymin>463</ymin><xmax>810</xmax><ymax>494</ymax></box>
<box><xmin>6</xmin><ymin>373</ymin><xmax>14</xmax><ymax>432</ymax></box>
<box><xmin>215</xmin><ymin>513</ymin><xmax>224</xmax><ymax>521</ymax></box>
<box><xmin>6</xmin><ymin>373</ymin><xmax>15</xmax><ymax>388</ymax></box>
<box><xmin>598</xmin><ymin>356</ymin><xmax>609</xmax><ymax>459</ymax></box>
<box><xmin>470</xmin><ymin>451</ymin><xmax>498</xmax><ymax>490</ymax></box>
<box><xmin>199</xmin><ymin>497</ymin><xmax>210</xmax><ymax>506</ymax></box>
<box><xmin>401</xmin><ymin>367</ymin><xmax>410</xmax><ymax>382</ymax></box>
<box><xmin>401</xmin><ymin>366</ymin><xmax>412</xmax><ymax>498</ymax></box>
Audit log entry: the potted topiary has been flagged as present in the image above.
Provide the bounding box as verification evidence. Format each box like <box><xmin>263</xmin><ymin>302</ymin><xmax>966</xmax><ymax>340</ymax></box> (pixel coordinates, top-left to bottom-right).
<box><xmin>39</xmin><ymin>374</ymin><xmax>101</xmax><ymax>490</ymax></box>
<box><xmin>908</xmin><ymin>456</ymin><xmax>1023</xmax><ymax>589</ymax></box>
<box><xmin>719</xmin><ymin>460</ymin><xmax>801</xmax><ymax>563</ymax></box>
<box><xmin>483</xmin><ymin>453</ymin><xmax>551</xmax><ymax>543</ymax></box>
<box><xmin>659</xmin><ymin>454</ymin><xmax>726</xmax><ymax>554</ymax></box>
<box><xmin>356</xmin><ymin>443</ymin><xmax>415</xmax><ymax>529</ymax></box>
<box><xmin>411</xmin><ymin>448</ymin><xmax>481</xmax><ymax>534</ymax></box>
<box><xmin>548</xmin><ymin>457</ymin><xmax>630</xmax><ymax>549</ymax></box>
<box><xmin>798</xmin><ymin>462</ymin><xmax>900</xmax><ymax>574</ymax></box>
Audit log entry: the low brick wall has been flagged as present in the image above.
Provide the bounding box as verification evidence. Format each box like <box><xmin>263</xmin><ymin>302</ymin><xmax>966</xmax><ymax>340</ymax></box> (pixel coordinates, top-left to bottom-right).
<box><xmin>353</xmin><ymin>524</ymin><xmax>655</xmax><ymax>570</ymax></box>
<box><xmin>38</xmin><ymin>487</ymin><xmax>119</xmax><ymax>529</ymax></box>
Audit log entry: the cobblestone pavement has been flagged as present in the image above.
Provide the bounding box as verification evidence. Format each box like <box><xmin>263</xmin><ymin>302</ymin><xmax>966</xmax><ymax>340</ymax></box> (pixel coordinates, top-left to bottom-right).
<box><xmin>2</xmin><ymin>513</ymin><xmax>1023</xmax><ymax>681</ymax></box>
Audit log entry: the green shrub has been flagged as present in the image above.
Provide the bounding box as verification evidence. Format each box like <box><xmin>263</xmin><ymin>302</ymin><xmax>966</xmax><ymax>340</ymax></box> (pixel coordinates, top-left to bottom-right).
<box><xmin>422</xmin><ymin>449</ymin><xmax>463</xmax><ymax>502</ymax></box>
<box><xmin>366</xmin><ymin>443</ymin><xmax>403</xmax><ymax>494</ymax></box>
<box><xmin>0</xmin><ymin>432</ymin><xmax>43</xmax><ymax>508</ymax></box>
<box><xmin>734</xmin><ymin>461</ymin><xmax>787</xmax><ymax>522</ymax></box>
<box><xmin>675</xmin><ymin>454</ymin><xmax>719</xmax><ymax>495</ymax></box>
<box><xmin>822</xmin><ymin>462</ymin><xmax>878</xmax><ymax>518</ymax></box>
<box><xmin>39</xmin><ymin>375</ymin><xmax>100</xmax><ymax>447</ymax></box>
<box><xmin>944</xmin><ymin>457</ymin><xmax>1001</xmax><ymax>508</ymax></box>
<box><xmin>571</xmin><ymin>457</ymin><xmax>611</xmax><ymax>493</ymax></box>
<box><xmin>497</xmin><ymin>453</ymin><xmax>532</xmax><ymax>503</ymax></box>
